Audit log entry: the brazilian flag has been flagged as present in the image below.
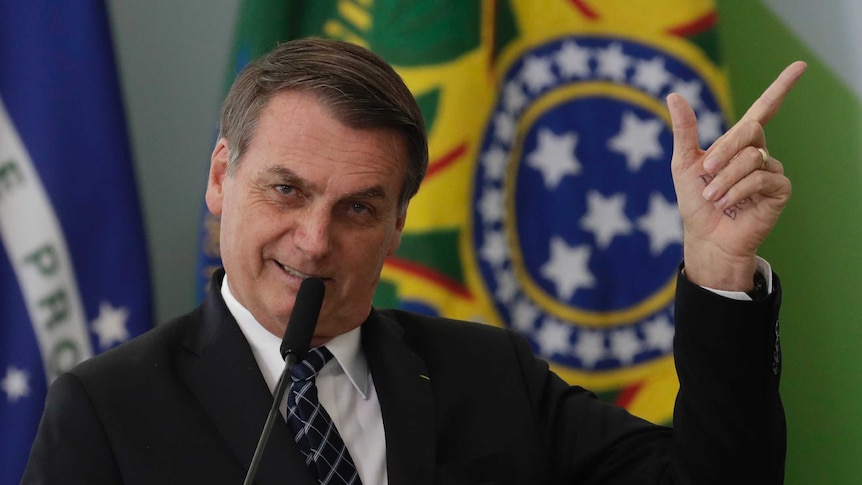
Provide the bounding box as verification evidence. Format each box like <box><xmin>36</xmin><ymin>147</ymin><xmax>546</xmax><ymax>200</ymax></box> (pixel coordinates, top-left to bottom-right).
<box><xmin>197</xmin><ymin>0</ymin><xmax>731</xmax><ymax>426</ymax></box>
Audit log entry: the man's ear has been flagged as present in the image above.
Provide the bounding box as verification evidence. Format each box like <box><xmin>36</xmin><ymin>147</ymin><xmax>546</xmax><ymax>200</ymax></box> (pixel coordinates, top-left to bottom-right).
<box><xmin>205</xmin><ymin>138</ymin><xmax>230</xmax><ymax>216</ymax></box>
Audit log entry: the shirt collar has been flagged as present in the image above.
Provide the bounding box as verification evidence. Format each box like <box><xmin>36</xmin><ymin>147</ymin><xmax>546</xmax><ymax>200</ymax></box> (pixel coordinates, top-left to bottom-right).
<box><xmin>220</xmin><ymin>273</ymin><xmax>370</xmax><ymax>399</ymax></box>
<box><xmin>323</xmin><ymin>324</ymin><xmax>370</xmax><ymax>399</ymax></box>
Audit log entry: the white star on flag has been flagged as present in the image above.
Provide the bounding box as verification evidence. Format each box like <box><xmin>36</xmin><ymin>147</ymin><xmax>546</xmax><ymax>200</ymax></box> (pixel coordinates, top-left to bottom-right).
<box><xmin>482</xmin><ymin>145</ymin><xmax>508</xmax><ymax>180</ymax></box>
<box><xmin>643</xmin><ymin>315</ymin><xmax>675</xmax><ymax>353</ymax></box>
<box><xmin>607</xmin><ymin>111</ymin><xmax>664</xmax><ymax>171</ymax></box>
<box><xmin>480</xmin><ymin>231</ymin><xmax>509</xmax><ymax>268</ymax></box>
<box><xmin>1</xmin><ymin>366</ymin><xmax>30</xmax><ymax>402</ymax></box>
<box><xmin>540</xmin><ymin>236</ymin><xmax>595</xmax><ymax>299</ymax></box>
<box><xmin>494</xmin><ymin>269</ymin><xmax>518</xmax><ymax>304</ymax></box>
<box><xmin>637</xmin><ymin>192</ymin><xmax>683</xmax><ymax>255</ymax></box>
<box><xmin>527</xmin><ymin>128</ymin><xmax>582</xmax><ymax>189</ymax></box>
<box><xmin>511</xmin><ymin>298</ymin><xmax>541</xmax><ymax>333</ymax></box>
<box><xmin>503</xmin><ymin>80</ymin><xmax>528</xmax><ymax>114</ymax></box>
<box><xmin>580</xmin><ymin>190</ymin><xmax>633</xmax><ymax>249</ymax></box>
<box><xmin>632</xmin><ymin>57</ymin><xmax>672</xmax><ymax>95</ymax></box>
<box><xmin>535</xmin><ymin>317</ymin><xmax>574</xmax><ymax>357</ymax></box>
<box><xmin>478</xmin><ymin>187</ymin><xmax>505</xmax><ymax>225</ymax></box>
<box><xmin>493</xmin><ymin>111</ymin><xmax>517</xmax><ymax>144</ymax></box>
<box><xmin>596</xmin><ymin>42</ymin><xmax>631</xmax><ymax>82</ymax></box>
<box><xmin>696</xmin><ymin>110</ymin><xmax>724</xmax><ymax>147</ymax></box>
<box><xmin>521</xmin><ymin>53</ymin><xmax>556</xmax><ymax>93</ymax></box>
<box><xmin>574</xmin><ymin>329</ymin><xmax>606</xmax><ymax>368</ymax></box>
<box><xmin>670</xmin><ymin>78</ymin><xmax>704</xmax><ymax>111</ymax></box>
<box><xmin>91</xmin><ymin>301</ymin><xmax>132</xmax><ymax>349</ymax></box>
<box><xmin>610</xmin><ymin>327</ymin><xmax>641</xmax><ymax>364</ymax></box>
<box><xmin>555</xmin><ymin>40</ymin><xmax>591</xmax><ymax>78</ymax></box>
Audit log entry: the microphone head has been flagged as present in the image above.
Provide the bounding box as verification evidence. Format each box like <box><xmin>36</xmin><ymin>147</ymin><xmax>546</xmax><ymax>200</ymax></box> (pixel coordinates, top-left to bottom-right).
<box><xmin>280</xmin><ymin>277</ymin><xmax>325</xmax><ymax>360</ymax></box>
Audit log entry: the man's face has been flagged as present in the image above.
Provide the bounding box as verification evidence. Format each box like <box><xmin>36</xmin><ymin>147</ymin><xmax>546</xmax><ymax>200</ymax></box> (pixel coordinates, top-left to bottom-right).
<box><xmin>206</xmin><ymin>90</ymin><xmax>408</xmax><ymax>344</ymax></box>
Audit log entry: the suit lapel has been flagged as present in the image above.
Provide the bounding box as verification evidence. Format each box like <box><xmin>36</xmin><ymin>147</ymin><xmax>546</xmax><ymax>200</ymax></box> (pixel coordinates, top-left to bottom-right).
<box><xmin>363</xmin><ymin>310</ymin><xmax>436</xmax><ymax>485</ymax></box>
<box><xmin>177</xmin><ymin>270</ymin><xmax>317</xmax><ymax>485</ymax></box>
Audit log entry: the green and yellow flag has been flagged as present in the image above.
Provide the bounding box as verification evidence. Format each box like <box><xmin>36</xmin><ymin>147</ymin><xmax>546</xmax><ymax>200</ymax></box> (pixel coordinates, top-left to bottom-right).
<box><xmin>198</xmin><ymin>0</ymin><xmax>731</xmax><ymax>426</ymax></box>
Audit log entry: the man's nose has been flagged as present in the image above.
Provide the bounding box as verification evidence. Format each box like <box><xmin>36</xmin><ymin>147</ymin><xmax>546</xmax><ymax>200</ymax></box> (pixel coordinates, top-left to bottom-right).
<box><xmin>294</xmin><ymin>206</ymin><xmax>332</xmax><ymax>260</ymax></box>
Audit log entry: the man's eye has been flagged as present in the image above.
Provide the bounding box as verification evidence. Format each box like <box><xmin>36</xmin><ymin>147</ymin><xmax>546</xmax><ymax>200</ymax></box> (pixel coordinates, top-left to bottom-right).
<box><xmin>350</xmin><ymin>203</ymin><xmax>369</xmax><ymax>214</ymax></box>
<box><xmin>276</xmin><ymin>185</ymin><xmax>295</xmax><ymax>195</ymax></box>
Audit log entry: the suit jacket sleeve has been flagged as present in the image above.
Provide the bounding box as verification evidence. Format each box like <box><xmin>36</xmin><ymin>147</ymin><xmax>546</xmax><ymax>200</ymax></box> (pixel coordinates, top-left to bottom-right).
<box><xmin>670</xmin><ymin>268</ymin><xmax>785</xmax><ymax>483</ymax></box>
<box><xmin>527</xmin><ymin>268</ymin><xmax>785</xmax><ymax>484</ymax></box>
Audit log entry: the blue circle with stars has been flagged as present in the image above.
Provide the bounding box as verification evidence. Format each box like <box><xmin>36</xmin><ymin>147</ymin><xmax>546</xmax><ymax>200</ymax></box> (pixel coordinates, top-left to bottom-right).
<box><xmin>472</xmin><ymin>35</ymin><xmax>726</xmax><ymax>371</ymax></box>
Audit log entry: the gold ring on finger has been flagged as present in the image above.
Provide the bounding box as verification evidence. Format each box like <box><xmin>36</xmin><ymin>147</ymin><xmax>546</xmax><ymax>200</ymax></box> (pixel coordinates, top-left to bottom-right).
<box><xmin>757</xmin><ymin>147</ymin><xmax>769</xmax><ymax>170</ymax></box>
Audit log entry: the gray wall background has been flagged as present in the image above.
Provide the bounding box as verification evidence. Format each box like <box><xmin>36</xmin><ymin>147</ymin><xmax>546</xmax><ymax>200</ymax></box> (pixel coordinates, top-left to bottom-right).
<box><xmin>107</xmin><ymin>1</ymin><xmax>240</xmax><ymax>323</ymax></box>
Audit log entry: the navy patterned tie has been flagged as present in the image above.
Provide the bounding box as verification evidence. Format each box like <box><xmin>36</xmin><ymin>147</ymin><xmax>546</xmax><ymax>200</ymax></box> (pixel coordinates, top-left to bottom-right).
<box><xmin>286</xmin><ymin>346</ymin><xmax>362</xmax><ymax>485</ymax></box>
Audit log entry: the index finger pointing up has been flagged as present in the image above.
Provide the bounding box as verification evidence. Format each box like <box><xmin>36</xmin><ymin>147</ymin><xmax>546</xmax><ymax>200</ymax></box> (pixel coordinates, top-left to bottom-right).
<box><xmin>740</xmin><ymin>60</ymin><xmax>807</xmax><ymax>126</ymax></box>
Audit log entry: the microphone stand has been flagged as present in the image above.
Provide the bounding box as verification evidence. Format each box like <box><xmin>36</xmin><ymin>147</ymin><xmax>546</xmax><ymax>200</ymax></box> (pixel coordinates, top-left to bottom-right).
<box><xmin>242</xmin><ymin>353</ymin><xmax>298</xmax><ymax>485</ymax></box>
<box><xmin>241</xmin><ymin>277</ymin><xmax>323</xmax><ymax>485</ymax></box>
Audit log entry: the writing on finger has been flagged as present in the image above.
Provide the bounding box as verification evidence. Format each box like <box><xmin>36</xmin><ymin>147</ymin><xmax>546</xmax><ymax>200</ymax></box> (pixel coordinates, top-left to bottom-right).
<box><xmin>698</xmin><ymin>172</ymin><xmax>751</xmax><ymax>220</ymax></box>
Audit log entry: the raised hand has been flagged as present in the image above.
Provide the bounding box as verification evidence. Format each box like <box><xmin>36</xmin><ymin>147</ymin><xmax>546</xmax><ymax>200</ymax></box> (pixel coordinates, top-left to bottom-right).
<box><xmin>667</xmin><ymin>61</ymin><xmax>807</xmax><ymax>291</ymax></box>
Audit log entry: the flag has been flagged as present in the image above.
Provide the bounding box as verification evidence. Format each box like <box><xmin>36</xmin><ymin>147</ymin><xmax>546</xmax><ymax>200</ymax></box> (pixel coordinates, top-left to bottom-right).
<box><xmin>197</xmin><ymin>0</ymin><xmax>730</xmax><ymax>426</ymax></box>
<box><xmin>0</xmin><ymin>1</ymin><xmax>153</xmax><ymax>481</ymax></box>
<box><xmin>716</xmin><ymin>2</ymin><xmax>862</xmax><ymax>483</ymax></box>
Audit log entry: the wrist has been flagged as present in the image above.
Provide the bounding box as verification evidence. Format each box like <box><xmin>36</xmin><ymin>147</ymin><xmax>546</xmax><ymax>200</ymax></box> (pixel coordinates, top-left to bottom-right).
<box><xmin>682</xmin><ymin>243</ymin><xmax>757</xmax><ymax>291</ymax></box>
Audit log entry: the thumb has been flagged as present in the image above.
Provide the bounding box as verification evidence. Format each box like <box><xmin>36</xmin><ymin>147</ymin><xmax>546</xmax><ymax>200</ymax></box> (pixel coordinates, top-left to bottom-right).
<box><xmin>666</xmin><ymin>93</ymin><xmax>701</xmax><ymax>170</ymax></box>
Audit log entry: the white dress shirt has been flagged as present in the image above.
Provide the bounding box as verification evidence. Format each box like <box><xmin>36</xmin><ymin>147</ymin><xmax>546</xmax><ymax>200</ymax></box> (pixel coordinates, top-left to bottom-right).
<box><xmin>221</xmin><ymin>275</ymin><xmax>388</xmax><ymax>485</ymax></box>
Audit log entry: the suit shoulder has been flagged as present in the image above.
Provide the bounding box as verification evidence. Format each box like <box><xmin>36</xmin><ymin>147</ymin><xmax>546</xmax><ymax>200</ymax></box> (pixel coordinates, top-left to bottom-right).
<box><xmin>70</xmin><ymin>306</ymin><xmax>201</xmax><ymax>379</ymax></box>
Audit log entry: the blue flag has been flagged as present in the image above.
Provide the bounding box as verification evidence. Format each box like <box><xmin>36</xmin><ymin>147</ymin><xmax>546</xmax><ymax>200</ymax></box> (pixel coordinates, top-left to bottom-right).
<box><xmin>0</xmin><ymin>1</ymin><xmax>153</xmax><ymax>480</ymax></box>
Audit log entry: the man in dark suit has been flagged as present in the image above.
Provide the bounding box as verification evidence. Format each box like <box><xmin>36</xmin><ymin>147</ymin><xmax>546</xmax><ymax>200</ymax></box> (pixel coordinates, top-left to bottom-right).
<box><xmin>22</xmin><ymin>38</ymin><xmax>805</xmax><ymax>484</ymax></box>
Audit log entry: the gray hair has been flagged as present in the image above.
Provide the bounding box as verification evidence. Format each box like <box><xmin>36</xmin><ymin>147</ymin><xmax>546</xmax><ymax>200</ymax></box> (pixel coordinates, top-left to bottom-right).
<box><xmin>218</xmin><ymin>37</ymin><xmax>428</xmax><ymax>210</ymax></box>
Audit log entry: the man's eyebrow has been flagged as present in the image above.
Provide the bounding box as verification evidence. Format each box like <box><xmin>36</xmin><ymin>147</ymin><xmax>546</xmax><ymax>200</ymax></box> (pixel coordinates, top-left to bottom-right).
<box><xmin>265</xmin><ymin>166</ymin><xmax>312</xmax><ymax>189</ymax></box>
<box><xmin>265</xmin><ymin>165</ymin><xmax>298</xmax><ymax>181</ymax></box>
<box><xmin>264</xmin><ymin>165</ymin><xmax>390</xmax><ymax>201</ymax></box>
<box><xmin>347</xmin><ymin>186</ymin><xmax>387</xmax><ymax>200</ymax></box>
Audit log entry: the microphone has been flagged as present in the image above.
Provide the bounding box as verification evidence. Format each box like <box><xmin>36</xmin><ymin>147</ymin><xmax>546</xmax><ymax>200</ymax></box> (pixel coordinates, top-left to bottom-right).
<box><xmin>280</xmin><ymin>277</ymin><xmax>325</xmax><ymax>361</ymax></box>
<box><xmin>243</xmin><ymin>277</ymin><xmax>325</xmax><ymax>485</ymax></box>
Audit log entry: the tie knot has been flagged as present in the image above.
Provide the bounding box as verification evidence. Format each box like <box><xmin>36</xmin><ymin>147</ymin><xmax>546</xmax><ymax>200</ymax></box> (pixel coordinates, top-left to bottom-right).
<box><xmin>290</xmin><ymin>346</ymin><xmax>333</xmax><ymax>382</ymax></box>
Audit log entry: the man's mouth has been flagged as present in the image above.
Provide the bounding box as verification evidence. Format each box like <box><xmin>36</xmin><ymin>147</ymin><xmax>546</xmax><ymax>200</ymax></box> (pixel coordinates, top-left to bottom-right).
<box><xmin>275</xmin><ymin>261</ymin><xmax>306</xmax><ymax>277</ymax></box>
<box><xmin>277</xmin><ymin>262</ymin><xmax>324</xmax><ymax>282</ymax></box>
